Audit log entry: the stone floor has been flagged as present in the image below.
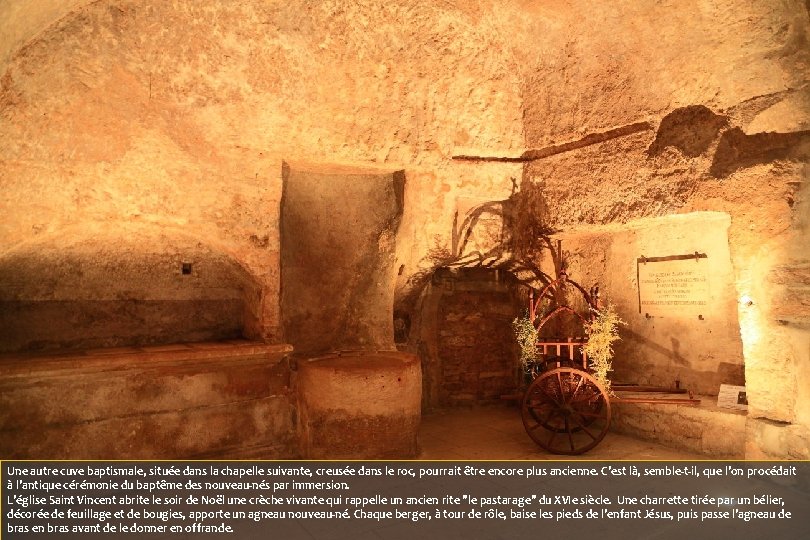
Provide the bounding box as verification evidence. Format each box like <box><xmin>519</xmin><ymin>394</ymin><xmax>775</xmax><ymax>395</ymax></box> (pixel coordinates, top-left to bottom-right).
<box><xmin>418</xmin><ymin>404</ymin><xmax>706</xmax><ymax>460</ymax></box>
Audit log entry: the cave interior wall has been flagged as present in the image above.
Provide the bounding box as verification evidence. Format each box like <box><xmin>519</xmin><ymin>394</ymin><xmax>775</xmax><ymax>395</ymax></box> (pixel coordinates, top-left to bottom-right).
<box><xmin>0</xmin><ymin>0</ymin><xmax>808</xmax><ymax>458</ymax></box>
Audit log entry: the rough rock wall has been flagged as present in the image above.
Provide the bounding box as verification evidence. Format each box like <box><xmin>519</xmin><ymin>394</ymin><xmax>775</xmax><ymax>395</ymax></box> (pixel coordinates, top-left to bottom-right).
<box><xmin>0</xmin><ymin>0</ymin><xmax>525</xmax><ymax>350</ymax></box>
<box><xmin>512</xmin><ymin>0</ymin><xmax>810</xmax><ymax>457</ymax></box>
<box><xmin>0</xmin><ymin>0</ymin><xmax>90</xmax><ymax>69</ymax></box>
<box><xmin>514</xmin><ymin>0</ymin><xmax>809</xmax><ymax>147</ymax></box>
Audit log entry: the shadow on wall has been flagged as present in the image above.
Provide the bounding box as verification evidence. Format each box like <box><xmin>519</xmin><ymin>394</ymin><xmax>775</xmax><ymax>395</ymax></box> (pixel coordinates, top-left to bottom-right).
<box><xmin>646</xmin><ymin>104</ymin><xmax>810</xmax><ymax>178</ymax></box>
<box><xmin>646</xmin><ymin>105</ymin><xmax>729</xmax><ymax>158</ymax></box>
<box><xmin>618</xmin><ymin>326</ymin><xmax>745</xmax><ymax>388</ymax></box>
<box><xmin>710</xmin><ymin>128</ymin><xmax>810</xmax><ymax>178</ymax></box>
<box><xmin>0</xmin><ymin>230</ymin><xmax>261</xmax><ymax>353</ymax></box>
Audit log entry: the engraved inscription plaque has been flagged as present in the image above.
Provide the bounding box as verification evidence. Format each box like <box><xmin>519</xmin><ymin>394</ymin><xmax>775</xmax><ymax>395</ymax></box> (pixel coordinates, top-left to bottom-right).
<box><xmin>637</xmin><ymin>254</ymin><xmax>709</xmax><ymax>317</ymax></box>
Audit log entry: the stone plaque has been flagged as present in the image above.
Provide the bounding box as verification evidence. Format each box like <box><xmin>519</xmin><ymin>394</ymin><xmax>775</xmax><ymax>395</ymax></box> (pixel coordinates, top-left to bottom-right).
<box><xmin>637</xmin><ymin>254</ymin><xmax>709</xmax><ymax>317</ymax></box>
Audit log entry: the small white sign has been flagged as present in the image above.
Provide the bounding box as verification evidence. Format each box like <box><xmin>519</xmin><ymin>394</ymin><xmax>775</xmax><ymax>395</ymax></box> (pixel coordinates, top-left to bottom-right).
<box><xmin>717</xmin><ymin>384</ymin><xmax>748</xmax><ymax>411</ymax></box>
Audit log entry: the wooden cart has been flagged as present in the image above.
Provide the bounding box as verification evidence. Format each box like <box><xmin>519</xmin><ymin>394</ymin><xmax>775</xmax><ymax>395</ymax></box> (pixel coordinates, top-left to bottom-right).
<box><xmin>520</xmin><ymin>269</ymin><xmax>699</xmax><ymax>455</ymax></box>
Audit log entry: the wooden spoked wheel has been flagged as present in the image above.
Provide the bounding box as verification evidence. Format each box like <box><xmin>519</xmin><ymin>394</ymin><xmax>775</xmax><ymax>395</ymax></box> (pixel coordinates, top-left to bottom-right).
<box><xmin>526</xmin><ymin>357</ymin><xmax>574</xmax><ymax>426</ymax></box>
<box><xmin>521</xmin><ymin>367</ymin><xmax>611</xmax><ymax>455</ymax></box>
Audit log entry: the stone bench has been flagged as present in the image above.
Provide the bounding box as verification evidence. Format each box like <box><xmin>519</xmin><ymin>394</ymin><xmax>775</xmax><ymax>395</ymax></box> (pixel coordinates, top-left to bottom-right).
<box><xmin>0</xmin><ymin>340</ymin><xmax>294</xmax><ymax>459</ymax></box>
<box><xmin>612</xmin><ymin>395</ymin><xmax>747</xmax><ymax>458</ymax></box>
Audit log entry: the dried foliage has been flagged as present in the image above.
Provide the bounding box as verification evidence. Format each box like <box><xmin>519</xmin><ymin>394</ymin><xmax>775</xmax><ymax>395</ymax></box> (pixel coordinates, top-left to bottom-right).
<box><xmin>583</xmin><ymin>303</ymin><xmax>625</xmax><ymax>394</ymax></box>
<box><xmin>512</xmin><ymin>312</ymin><xmax>538</xmax><ymax>372</ymax></box>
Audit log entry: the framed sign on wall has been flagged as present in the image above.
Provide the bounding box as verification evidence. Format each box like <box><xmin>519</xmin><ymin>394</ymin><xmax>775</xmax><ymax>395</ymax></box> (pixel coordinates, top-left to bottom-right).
<box><xmin>637</xmin><ymin>252</ymin><xmax>709</xmax><ymax>318</ymax></box>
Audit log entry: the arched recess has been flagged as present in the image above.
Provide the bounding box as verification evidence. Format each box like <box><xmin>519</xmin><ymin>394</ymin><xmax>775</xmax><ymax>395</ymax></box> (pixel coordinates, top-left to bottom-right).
<box><xmin>0</xmin><ymin>224</ymin><xmax>263</xmax><ymax>353</ymax></box>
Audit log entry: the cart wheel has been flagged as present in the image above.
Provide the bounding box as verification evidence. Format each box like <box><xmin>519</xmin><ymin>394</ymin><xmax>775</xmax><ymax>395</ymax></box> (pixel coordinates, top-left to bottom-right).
<box><xmin>527</xmin><ymin>357</ymin><xmax>574</xmax><ymax>428</ymax></box>
<box><xmin>521</xmin><ymin>367</ymin><xmax>611</xmax><ymax>455</ymax></box>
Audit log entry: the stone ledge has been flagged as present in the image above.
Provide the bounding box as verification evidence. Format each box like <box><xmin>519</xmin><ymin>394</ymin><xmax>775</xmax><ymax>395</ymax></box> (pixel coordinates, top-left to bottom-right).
<box><xmin>611</xmin><ymin>395</ymin><xmax>747</xmax><ymax>458</ymax></box>
<box><xmin>0</xmin><ymin>340</ymin><xmax>293</xmax><ymax>378</ymax></box>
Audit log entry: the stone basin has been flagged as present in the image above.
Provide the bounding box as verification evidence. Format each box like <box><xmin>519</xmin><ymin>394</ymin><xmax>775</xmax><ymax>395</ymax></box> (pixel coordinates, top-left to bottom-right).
<box><xmin>296</xmin><ymin>350</ymin><xmax>421</xmax><ymax>459</ymax></box>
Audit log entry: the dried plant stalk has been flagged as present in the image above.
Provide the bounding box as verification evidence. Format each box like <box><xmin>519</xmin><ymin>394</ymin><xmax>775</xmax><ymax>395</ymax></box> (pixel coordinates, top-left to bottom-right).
<box><xmin>583</xmin><ymin>303</ymin><xmax>624</xmax><ymax>394</ymax></box>
<box><xmin>512</xmin><ymin>313</ymin><xmax>538</xmax><ymax>372</ymax></box>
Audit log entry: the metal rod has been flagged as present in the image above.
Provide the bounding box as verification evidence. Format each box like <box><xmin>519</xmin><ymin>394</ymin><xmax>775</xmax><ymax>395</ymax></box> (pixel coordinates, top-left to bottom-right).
<box><xmin>613</xmin><ymin>397</ymin><xmax>701</xmax><ymax>405</ymax></box>
<box><xmin>612</xmin><ymin>385</ymin><xmax>689</xmax><ymax>394</ymax></box>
